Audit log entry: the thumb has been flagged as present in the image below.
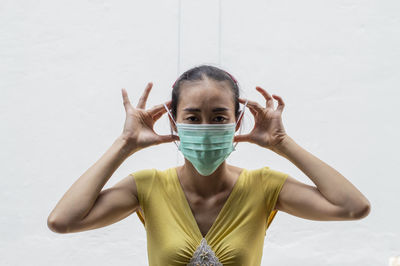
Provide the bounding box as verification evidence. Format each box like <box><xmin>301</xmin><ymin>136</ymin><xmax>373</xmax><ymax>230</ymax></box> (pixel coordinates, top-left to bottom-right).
<box><xmin>156</xmin><ymin>134</ymin><xmax>180</xmax><ymax>144</ymax></box>
<box><xmin>234</xmin><ymin>133</ymin><xmax>251</xmax><ymax>143</ymax></box>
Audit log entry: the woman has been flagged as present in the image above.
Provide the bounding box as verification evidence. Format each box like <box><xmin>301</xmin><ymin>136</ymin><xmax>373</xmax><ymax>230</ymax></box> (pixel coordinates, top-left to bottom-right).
<box><xmin>47</xmin><ymin>65</ymin><xmax>371</xmax><ymax>265</ymax></box>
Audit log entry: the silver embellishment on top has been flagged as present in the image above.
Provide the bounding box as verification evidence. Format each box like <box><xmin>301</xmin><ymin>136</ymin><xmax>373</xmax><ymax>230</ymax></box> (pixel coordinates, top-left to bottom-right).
<box><xmin>187</xmin><ymin>237</ymin><xmax>223</xmax><ymax>266</ymax></box>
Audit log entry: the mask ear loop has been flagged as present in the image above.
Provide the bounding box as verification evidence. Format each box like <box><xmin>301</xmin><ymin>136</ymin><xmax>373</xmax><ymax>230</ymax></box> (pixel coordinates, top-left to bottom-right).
<box><xmin>233</xmin><ymin>99</ymin><xmax>248</xmax><ymax>151</ymax></box>
<box><xmin>163</xmin><ymin>103</ymin><xmax>179</xmax><ymax>149</ymax></box>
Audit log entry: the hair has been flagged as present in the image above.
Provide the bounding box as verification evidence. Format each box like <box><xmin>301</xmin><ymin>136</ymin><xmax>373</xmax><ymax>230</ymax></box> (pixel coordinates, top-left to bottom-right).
<box><xmin>170</xmin><ymin>64</ymin><xmax>241</xmax><ymax>125</ymax></box>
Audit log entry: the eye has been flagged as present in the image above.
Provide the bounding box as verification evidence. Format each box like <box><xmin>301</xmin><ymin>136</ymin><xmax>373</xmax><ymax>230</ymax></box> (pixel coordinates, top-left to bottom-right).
<box><xmin>214</xmin><ymin>116</ymin><xmax>227</xmax><ymax>122</ymax></box>
<box><xmin>186</xmin><ymin>116</ymin><xmax>198</xmax><ymax>122</ymax></box>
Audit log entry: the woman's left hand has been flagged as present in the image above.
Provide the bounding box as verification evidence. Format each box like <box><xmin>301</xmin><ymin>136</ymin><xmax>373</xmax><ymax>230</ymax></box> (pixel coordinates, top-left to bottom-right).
<box><xmin>234</xmin><ymin>86</ymin><xmax>288</xmax><ymax>150</ymax></box>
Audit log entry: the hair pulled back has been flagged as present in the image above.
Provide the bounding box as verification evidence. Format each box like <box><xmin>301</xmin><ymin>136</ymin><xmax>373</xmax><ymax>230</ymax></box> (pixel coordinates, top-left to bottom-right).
<box><xmin>170</xmin><ymin>64</ymin><xmax>241</xmax><ymax>122</ymax></box>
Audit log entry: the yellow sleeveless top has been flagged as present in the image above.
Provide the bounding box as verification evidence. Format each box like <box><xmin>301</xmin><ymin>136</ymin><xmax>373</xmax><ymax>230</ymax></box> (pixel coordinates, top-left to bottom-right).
<box><xmin>130</xmin><ymin>166</ymin><xmax>288</xmax><ymax>266</ymax></box>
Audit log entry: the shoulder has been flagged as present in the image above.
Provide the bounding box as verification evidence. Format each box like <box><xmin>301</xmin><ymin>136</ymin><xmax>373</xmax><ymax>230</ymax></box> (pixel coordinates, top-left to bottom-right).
<box><xmin>130</xmin><ymin>167</ymin><xmax>176</xmax><ymax>189</ymax></box>
<box><xmin>243</xmin><ymin>166</ymin><xmax>289</xmax><ymax>189</ymax></box>
<box><xmin>226</xmin><ymin>165</ymin><xmax>265</xmax><ymax>181</ymax></box>
<box><xmin>260</xmin><ymin>166</ymin><xmax>289</xmax><ymax>182</ymax></box>
<box><xmin>130</xmin><ymin>168</ymin><xmax>158</xmax><ymax>183</ymax></box>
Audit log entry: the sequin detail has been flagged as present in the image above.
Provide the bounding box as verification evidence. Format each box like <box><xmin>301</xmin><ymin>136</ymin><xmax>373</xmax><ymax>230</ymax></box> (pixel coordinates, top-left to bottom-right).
<box><xmin>187</xmin><ymin>238</ymin><xmax>223</xmax><ymax>266</ymax></box>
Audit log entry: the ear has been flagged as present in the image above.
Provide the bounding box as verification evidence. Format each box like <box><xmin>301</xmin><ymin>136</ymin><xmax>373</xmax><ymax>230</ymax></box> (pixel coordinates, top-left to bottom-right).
<box><xmin>235</xmin><ymin>114</ymin><xmax>244</xmax><ymax>132</ymax></box>
<box><xmin>167</xmin><ymin>115</ymin><xmax>178</xmax><ymax>133</ymax></box>
<box><xmin>163</xmin><ymin>103</ymin><xmax>178</xmax><ymax>133</ymax></box>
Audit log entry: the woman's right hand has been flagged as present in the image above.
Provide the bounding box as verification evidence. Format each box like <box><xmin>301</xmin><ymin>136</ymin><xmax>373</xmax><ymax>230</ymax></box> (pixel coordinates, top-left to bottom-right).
<box><xmin>120</xmin><ymin>82</ymin><xmax>179</xmax><ymax>153</ymax></box>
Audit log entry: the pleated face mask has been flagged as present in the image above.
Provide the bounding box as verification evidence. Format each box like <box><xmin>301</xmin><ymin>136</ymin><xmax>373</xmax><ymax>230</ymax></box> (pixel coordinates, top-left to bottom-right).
<box><xmin>163</xmin><ymin>100</ymin><xmax>248</xmax><ymax>176</ymax></box>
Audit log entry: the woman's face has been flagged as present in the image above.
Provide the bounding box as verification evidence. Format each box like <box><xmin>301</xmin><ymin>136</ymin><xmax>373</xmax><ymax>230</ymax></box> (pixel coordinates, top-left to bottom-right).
<box><xmin>175</xmin><ymin>78</ymin><xmax>236</xmax><ymax>125</ymax></box>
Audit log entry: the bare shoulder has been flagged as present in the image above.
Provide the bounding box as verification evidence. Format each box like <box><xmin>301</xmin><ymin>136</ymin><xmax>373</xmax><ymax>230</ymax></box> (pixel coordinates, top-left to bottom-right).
<box><xmin>227</xmin><ymin>164</ymin><xmax>245</xmax><ymax>176</ymax></box>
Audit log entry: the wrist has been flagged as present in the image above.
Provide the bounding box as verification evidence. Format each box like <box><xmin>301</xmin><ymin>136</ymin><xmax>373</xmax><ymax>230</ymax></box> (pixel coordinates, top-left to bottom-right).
<box><xmin>270</xmin><ymin>135</ymin><xmax>292</xmax><ymax>156</ymax></box>
<box><xmin>115</xmin><ymin>135</ymin><xmax>140</xmax><ymax>157</ymax></box>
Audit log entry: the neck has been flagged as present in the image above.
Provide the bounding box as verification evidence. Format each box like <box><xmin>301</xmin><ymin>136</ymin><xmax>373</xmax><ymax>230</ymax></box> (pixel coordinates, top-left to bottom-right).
<box><xmin>177</xmin><ymin>160</ymin><xmax>231</xmax><ymax>198</ymax></box>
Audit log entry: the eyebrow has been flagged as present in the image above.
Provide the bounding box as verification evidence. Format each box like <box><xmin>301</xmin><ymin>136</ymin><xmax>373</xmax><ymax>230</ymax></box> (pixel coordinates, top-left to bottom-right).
<box><xmin>183</xmin><ymin>107</ymin><xmax>229</xmax><ymax>112</ymax></box>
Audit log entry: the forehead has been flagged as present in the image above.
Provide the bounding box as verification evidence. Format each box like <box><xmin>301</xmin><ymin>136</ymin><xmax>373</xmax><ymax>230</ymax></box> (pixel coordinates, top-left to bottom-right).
<box><xmin>178</xmin><ymin>79</ymin><xmax>234</xmax><ymax>112</ymax></box>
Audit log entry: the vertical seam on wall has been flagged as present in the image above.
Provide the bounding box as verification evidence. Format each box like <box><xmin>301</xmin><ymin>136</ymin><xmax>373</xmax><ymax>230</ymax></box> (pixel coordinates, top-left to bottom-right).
<box><xmin>175</xmin><ymin>0</ymin><xmax>182</xmax><ymax>166</ymax></box>
<box><xmin>218</xmin><ymin>0</ymin><xmax>222</xmax><ymax>66</ymax></box>
<box><xmin>177</xmin><ymin>0</ymin><xmax>181</xmax><ymax>76</ymax></box>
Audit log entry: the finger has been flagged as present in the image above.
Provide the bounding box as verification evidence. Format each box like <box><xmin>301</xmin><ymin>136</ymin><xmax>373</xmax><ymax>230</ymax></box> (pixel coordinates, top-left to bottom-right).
<box><xmin>156</xmin><ymin>133</ymin><xmax>180</xmax><ymax>145</ymax></box>
<box><xmin>272</xmin><ymin>94</ymin><xmax>285</xmax><ymax>113</ymax></box>
<box><xmin>152</xmin><ymin>108</ymin><xmax>166</xmax><ymax>121</ymax></box>
<box><xmin>238</xmin><ymin>98</ymin><xmax>258</xmax><ymax>117</ymax></box>
<box><xmin>238</xmin><ymin>97</ymin><xmax>264</xmax><ymax>113</ymax></box>
<box><xmin>137</xmin><ymin>82</ymin><xmax>153</xmax><ymax>109</ymax></box>
<box><xmin>233</xmin><ymin>133</ymin><xmax>252</xmax><ymax>143</ymax></box>
<box><xmin>245</xmin><ymin>104</ymin><xmax>257</xmax><ymax>117</ymax></box>
<box><xmin>256</xmin><ymin>86</ymin><xmax>274</xmax><ymax>109</ymax></box>
<box><xmin>149</xmin><ymin>100</ymin><xmax>171</xmax><ymax>117</ymax></box>
<box><xmin>121</xmin><ymin>88</ymin><xmax>133</xmax><ymax>111</ymax></box>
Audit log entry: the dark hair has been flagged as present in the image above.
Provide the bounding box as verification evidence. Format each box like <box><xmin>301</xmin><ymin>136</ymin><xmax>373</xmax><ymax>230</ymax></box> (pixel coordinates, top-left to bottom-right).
<box><xmin>170</xmin><ymin>64</ymin><xmax>240</xmax><ymax>124</ymax></box>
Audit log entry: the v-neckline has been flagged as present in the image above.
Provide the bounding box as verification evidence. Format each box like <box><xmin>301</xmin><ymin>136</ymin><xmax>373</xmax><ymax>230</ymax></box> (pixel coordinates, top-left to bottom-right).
<box><xmin>172</xmin><ymin>167</ymin><xmax>246</xmax><ymax>240</ymax></box>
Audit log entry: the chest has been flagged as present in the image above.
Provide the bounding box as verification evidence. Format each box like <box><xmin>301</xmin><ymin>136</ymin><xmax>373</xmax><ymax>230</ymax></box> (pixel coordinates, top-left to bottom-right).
<box><xmin>186</xmin><ymin>192</ymin><xmax>230</xmax><ymax>238</ymax></box>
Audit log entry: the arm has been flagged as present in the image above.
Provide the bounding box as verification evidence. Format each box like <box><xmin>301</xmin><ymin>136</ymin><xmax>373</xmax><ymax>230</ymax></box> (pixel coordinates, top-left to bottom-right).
<box><xmin>47</xmin><ymin>83</ymin><xmax>178</xmax><ymax>233</ymax></box>
<box><xmin>47</xmin><ymin>136</ymin><xmax>139</xmax><ymax>233</ymax></box>
<box><xmin>272</xmin><ymin>135</ymin><xmax>371</xmax><ymax>220</ymax></box>
<box><xmin>236</xmin><ymin>87</ymin><xmax>370</xmax><ymax>221</ymax></box>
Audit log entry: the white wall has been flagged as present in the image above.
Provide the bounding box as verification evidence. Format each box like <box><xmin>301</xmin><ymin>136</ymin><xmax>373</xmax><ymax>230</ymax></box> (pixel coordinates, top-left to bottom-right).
<box><xmin>1</xmin><ymin>0</ymin><xmax>399</xmax><ymax>265</ymax></box>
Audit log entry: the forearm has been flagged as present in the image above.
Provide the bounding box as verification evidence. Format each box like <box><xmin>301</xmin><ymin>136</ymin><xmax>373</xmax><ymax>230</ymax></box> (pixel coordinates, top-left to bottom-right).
<box><xmin>271</xmin><ymin>135</ymin><xmax>370</xmax><ymax>213</ymax></box>
<box><xmin>48</xmin><ymin>136</ymin><xmax>138</xmax><ymax>227</ymax></box>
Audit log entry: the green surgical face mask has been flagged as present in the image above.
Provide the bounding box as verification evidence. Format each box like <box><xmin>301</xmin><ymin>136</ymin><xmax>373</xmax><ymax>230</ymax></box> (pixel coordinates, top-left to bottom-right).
<box><xmin>163</xmin><ymin>100</ymin><xmax>248</xmax><ymax>176</ymax></box>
